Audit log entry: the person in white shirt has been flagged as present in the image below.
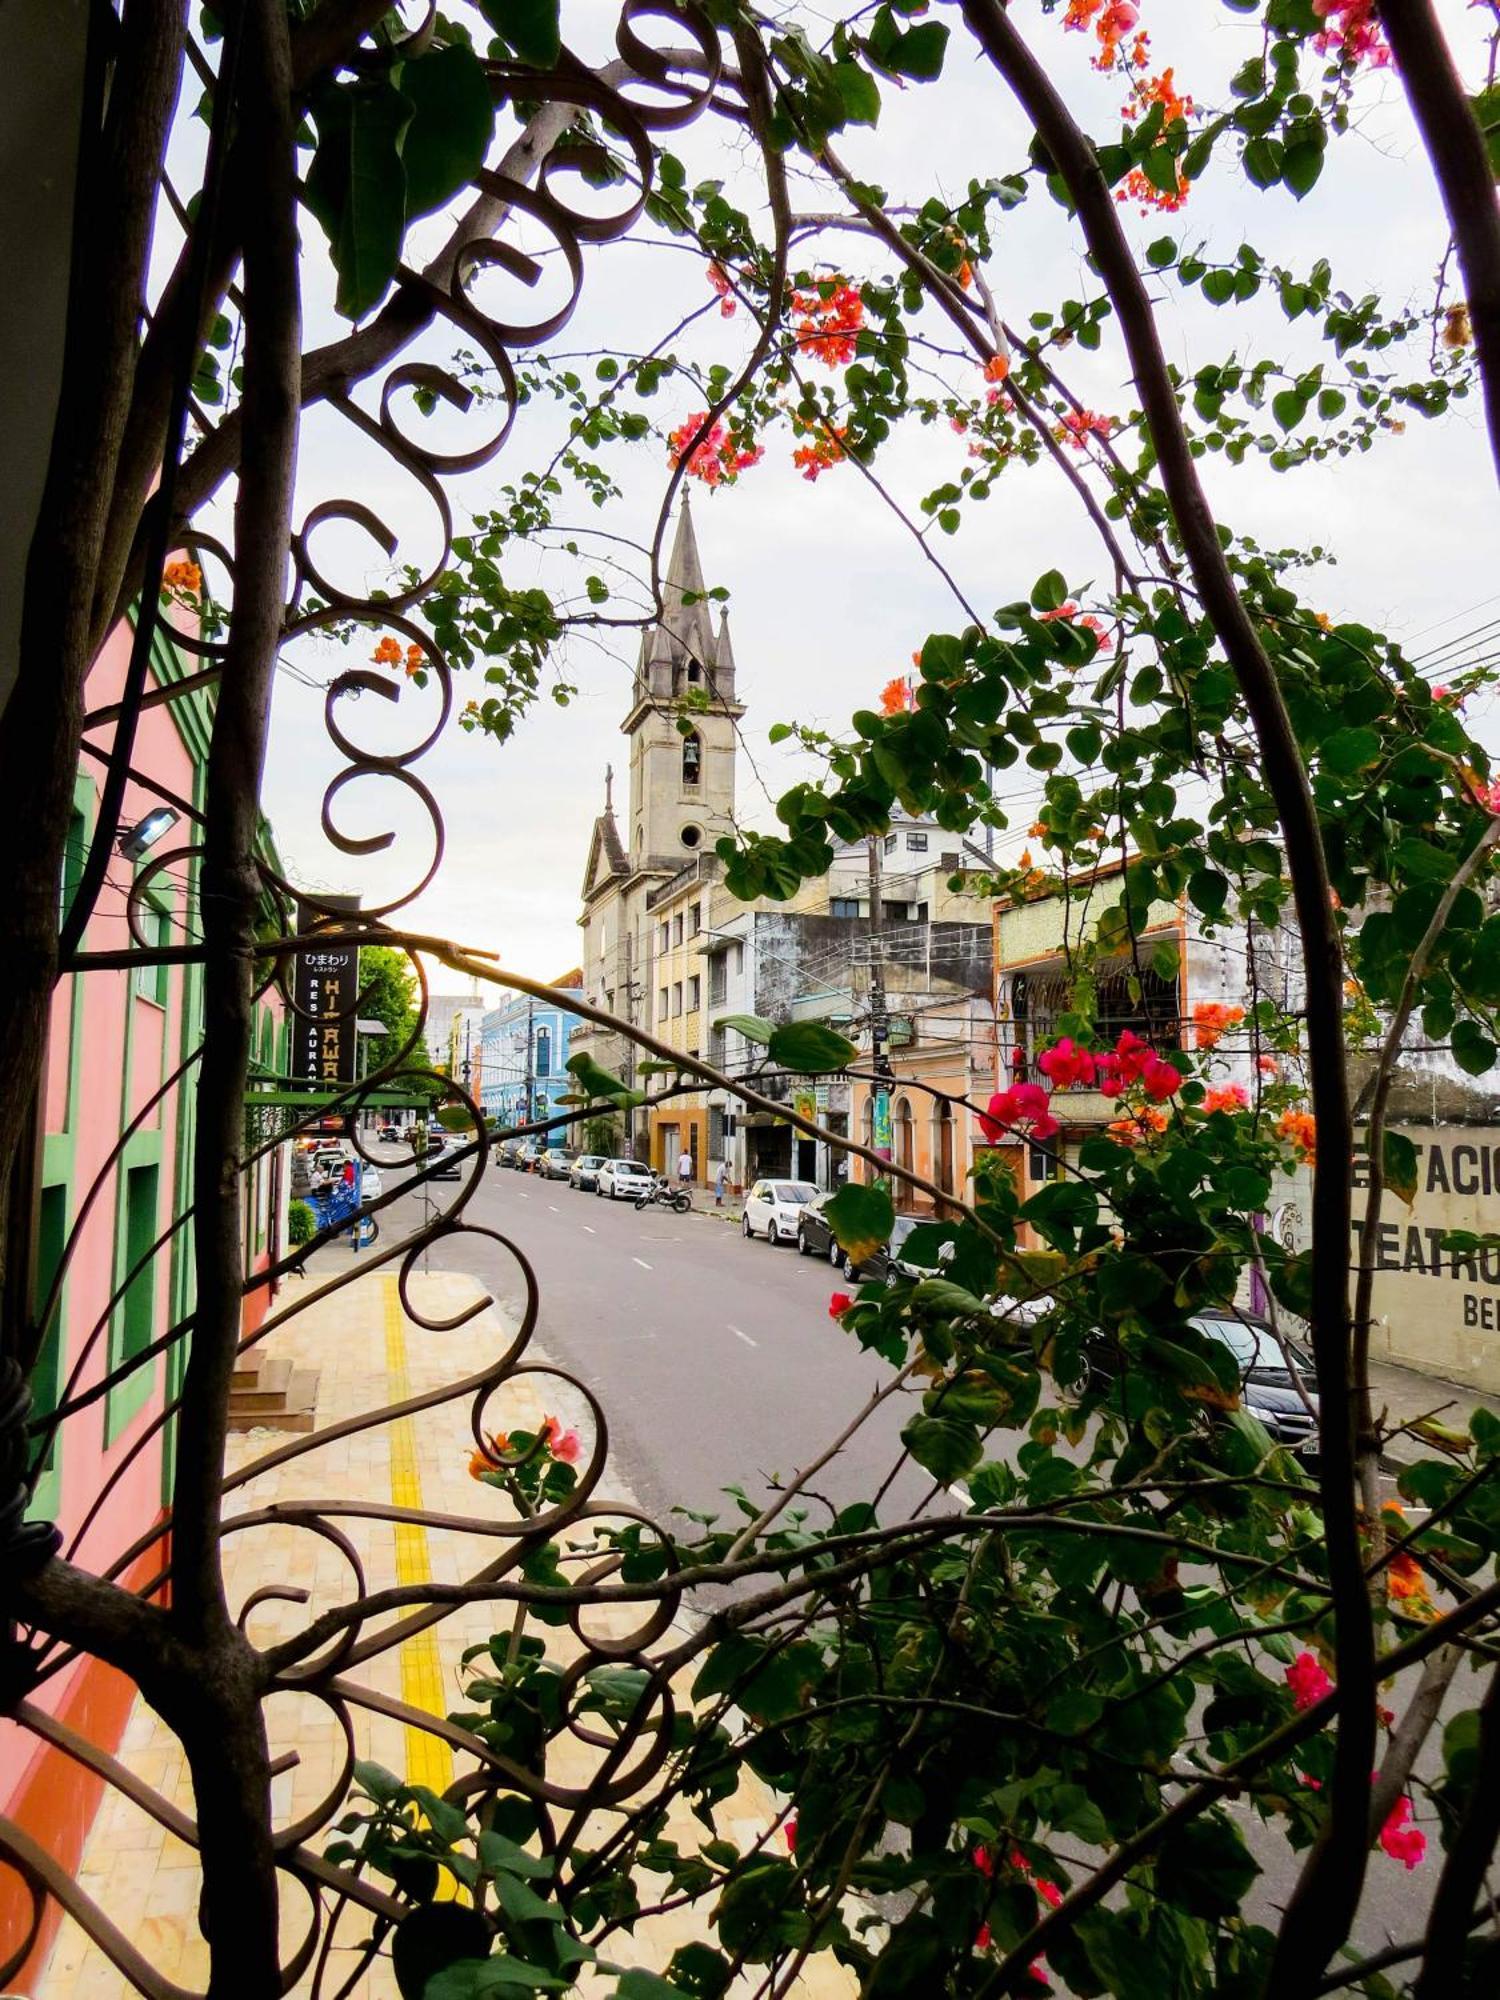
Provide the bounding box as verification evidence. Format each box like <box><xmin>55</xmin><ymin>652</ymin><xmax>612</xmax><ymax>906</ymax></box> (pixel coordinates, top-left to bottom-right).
<box><xmin>677</xmin><ymin>1148</ymin><xmax>694</xmax><ymax>1187</ymax></box>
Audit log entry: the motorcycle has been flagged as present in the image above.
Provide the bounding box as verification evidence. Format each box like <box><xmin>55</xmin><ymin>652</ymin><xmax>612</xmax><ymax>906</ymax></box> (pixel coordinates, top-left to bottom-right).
<box><xmin>635</xmin><ymin>1173</ymin><xmax>691</xmax><ymax>1215</ymax></box>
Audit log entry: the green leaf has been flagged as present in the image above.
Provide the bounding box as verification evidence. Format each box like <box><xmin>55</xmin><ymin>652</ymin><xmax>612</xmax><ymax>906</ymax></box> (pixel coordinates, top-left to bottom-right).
<box><xmin>1281</xmin><ymin>138</ymin><xmax>1326</xmax><ymax>198</ymax></box>
<box><xmin>900</xmin><ymin>1413</ymin><xmax>982</xmax><ymax>1484</ymax></box>
<box><xmin>481</xmin><ymin>0</ymin><xmax>561</xmax><ymax>68</ymax></box>
<box><xmin>830</xmin><ymin>60</ymin><xmax>881</xmax><ymax>125</ymax></box>
<box><xmin>565</xmin><ymin>1051</ymin><xmax>645</xmax><ymax>1107</ymax></box>
<box><xmin>1392</xmin><ymin>838</ymin><xmax>1454</xmax><ymax>882</ymax></box>
<box><xmin>1032</xmin><ymin>568</ymin><xmax>1069</xmax><ymax>613</ymax></box>
<box><xmin>1146</xmin><ymin>235</ymin><xmax>1177</xmax><ymax>268</ymax></box>
<box><xmin>1319</xmin><ymin>726</ymin><xmax>1381</xmax><ymax>776</ymax></box>
<box><xmin>426</xmin><ymin>1958</ymin><xmax>572</xmax><ymax>1998</ymax></box>
<box><xmin>398</xmin><ymin>45</ymin><xmax>495</xmax><ymax>220</ymax></box>
<box><xmin>1188</xmin><ymin>867</ymin><xmax>1229</xmax><ymax>920</ymax></box>
<box><xmin>304</xmin><ymin>79</ymin><xmax>413</xmax><ymax>321</ymax></box>
<box><xmin>392</xmin><ymin>1908</ymin><xmax>493</xmax><ymax>2000</ymax></box>
<box><xmin>1045</xmin><ymin>1688</ymin><xmax>1104</xmax><ymax>1736</ymax></box>
<box><xmin>1452</xmin><ymin>1019</ymin><xmax>1498</xmax><ymax>1077</ymax></box>
<box><xmin>823</xmin><ymin>1181</ymin><xmax>894</xmax><ymax>1262</ymax></box>
<box><xmin>1471</xmin><ymin>85</ymin><xmax>1500</xmax><ymax>176</ymax></box>
<box><xmin>1271</xmin><ymin>387</ymin><xmax>1307</xmax><ymax>432</ymax></box>
<box><xmin>880</xmin><ymin>20</ymin><xmax>949</xmax><ymax>81</ymax></box>
<box><xmin>613</xmin><ymin>1974</ymin><xmax>689</xmax><ymax>2000</ymax></box>
<box><xmin>1383</xmin><ymin>1130</ymin><xmax>1419</xmax><ymax>1208</ymax></box>
<box><xmin>768</xmin><ymin>1021</ymin><xmax>856</xmax><ymax>1073</ymax></box>
<box><xmin>663</xmin><ymin>1943</ymin><xmax>732</xmax><ymax>1999</ymax></box>
<box><xmin>1156</xmin><ymin>1810</ymin><xmax>1259</xmax><ymax>1919</ymax></box>
<box><xmin>712</xmin><ymin>1013</ymin><xmax>774</xmax><ymax>1046</ymax></box>
<box><xmin>1242</xmin><ymin>136</ymin><xmax>1283</xmax><ymax>188</ymax></box>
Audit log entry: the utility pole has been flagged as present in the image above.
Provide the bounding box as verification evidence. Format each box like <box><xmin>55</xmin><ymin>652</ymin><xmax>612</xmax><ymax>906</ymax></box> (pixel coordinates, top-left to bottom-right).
<box><xmin>525</xmin><ymin>996</ymin><xmax>535</xmax><ymax>1128</ymax></box>
<box><xmin>866</xmin><ymin>834</ymin><xmax>890</xmax><ymax>1077</ymax></box>
<box><xmin>866</xmin><ymin>834</ymin><xmax>893</xmax><ymax>1170</ymax></box>
<box><xmin>622</xmin><ymin>924</ymin><xmax>636</xmax><ymax>1156</ymax></box>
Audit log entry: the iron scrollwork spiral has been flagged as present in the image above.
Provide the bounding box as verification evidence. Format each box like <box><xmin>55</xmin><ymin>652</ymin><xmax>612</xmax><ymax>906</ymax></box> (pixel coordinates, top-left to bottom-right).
<box><xmin>0</xmin><ymin>8</ymin><xmax>730</xmax><ymax>1993</ymax></box>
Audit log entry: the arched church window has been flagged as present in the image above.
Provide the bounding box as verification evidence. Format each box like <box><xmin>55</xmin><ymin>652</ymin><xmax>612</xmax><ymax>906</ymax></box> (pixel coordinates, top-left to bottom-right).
<box><xmin>682</xmin><ymin>730</ymin><xmax>702</xmax><ymax>786</ymax></box>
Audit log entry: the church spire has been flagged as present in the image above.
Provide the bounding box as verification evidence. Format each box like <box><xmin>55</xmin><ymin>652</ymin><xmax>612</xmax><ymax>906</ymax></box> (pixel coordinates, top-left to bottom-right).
<box><xmin>654</xmin><ymin>497</ymin><xmax>715</xmax><ymax>671</ymax></box>
<box><xmin>664</xmin><ymin>490</ymin><xmax>708</xmax><ymax>604</ymax></box>
<box><xmin>714</xmin><ymin>608</ymin><xmax>736</xmax><ymax>683</ymax></box>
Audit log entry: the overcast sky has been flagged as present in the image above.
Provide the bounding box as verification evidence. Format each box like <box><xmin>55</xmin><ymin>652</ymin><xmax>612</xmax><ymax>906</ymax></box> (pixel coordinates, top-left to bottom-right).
<box><xmin>221</xmin><ymin>1</ymin><xmax>1500</xmax><ymax>997</ymax></box>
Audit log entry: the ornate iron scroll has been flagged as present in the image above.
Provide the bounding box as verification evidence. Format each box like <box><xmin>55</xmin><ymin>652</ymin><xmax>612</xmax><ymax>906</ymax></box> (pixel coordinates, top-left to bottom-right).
<box><xmin>0</xmin><ymin>9</ymin><xmax>735</xmax><ymax>1992</ymax></box>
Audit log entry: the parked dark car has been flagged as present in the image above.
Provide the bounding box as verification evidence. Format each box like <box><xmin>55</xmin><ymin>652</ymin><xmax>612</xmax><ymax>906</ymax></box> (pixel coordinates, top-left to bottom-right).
<box><xmin>534</xmin><ymin>1147</ymin><xmax>578</xmax><ymax>1181</ymax></box>
<box><xmin>516</xmin><ymin>1140</ymin><xmax>545</xmax><ymax>1172</ymax></box>
<box><xmin>495</xmin><ymin>1137</ymin><xmax>526</xmax><ymax>1168</ymax></box>
<box><xmin>810</xmin><ymin>1211</ymin><xmax>924</xmax><ymax>1282</ymax></box>
<box><xmin>796</xmin><ymin>1194</ymin><xmax>844</xmax><ymax>1265</ymax></box>
<box><xmin>1090</xmin><ymin>1310</ymin><xmax>1319</xmax><ymax>1458</ymax></box>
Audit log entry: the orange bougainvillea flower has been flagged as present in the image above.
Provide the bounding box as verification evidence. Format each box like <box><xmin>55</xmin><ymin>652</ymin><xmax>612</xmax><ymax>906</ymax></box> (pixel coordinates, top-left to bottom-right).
<box><xmin>880</xmin><ymin>676</ymin><xmax>915</xmax><ymax>715</ymax></box>
<box><xmin>371</xmin><ymin>635</ymin><xmax>403</xmax><ymax>665</ymax></box>
<box><xmin>791</xmin><ymin>278</ymin><xmax>864</xmax><ymax>367</ymax></box>
<box><xmin>706</xmin><ymin>261</ymin><xmax>737</xmax><ymax>318</ymax></box>
<box><xmin>983</xmin><ymin>353</ymin><xmax>1010</xmax><ymax>383</ymax></box>
<box><xmin>1107</xmin><ymin>1105</ymin><xmax>1169</xmax><ymax>1147</ymax></box>
<box><xmin>1202</xmin><ymin>1083</ymin><xmax>1249</xmax><ymax>1115</ymax></box>
<box><xmin>468</xmin><ymin>1431</ymin><xmax>511</xmax><ymax>1479</ymax></box>
<box><xmin>1056</xmin><ymin>408</ymin><xmax>1114</xmax><ymax>450</ymax></box>
<box><xmin>404</xmin><ymin>643</ymin><xmax>425</xmax><ymax>677</ymax></box>
<box><xmin>162</xmin><ymin>558</ymin><xmax>203</xmax><ymax>597</ymax></box>
<box><xmin>1193</xmin><ymin>1001</ymin><xmax>1245</xmax><ymax>1050</ymax></box>
<box><xmin>1277</xmin><ymin>1109</ymin><xmax>1317</xmax><ymax>1166</ymax></box>
<box><xmin>791</xmin><ymin>422</ymin><xmax>848</xmax><ymax>482</ymax></box>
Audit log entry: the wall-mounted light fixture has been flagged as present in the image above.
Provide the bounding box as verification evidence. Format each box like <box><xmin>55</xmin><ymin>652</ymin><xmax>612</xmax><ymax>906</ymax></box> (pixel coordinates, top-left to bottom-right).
<box><xmin>117</xmin><ymin>806</ymin><xmax>180</xmax><ymax>862</ymax></box>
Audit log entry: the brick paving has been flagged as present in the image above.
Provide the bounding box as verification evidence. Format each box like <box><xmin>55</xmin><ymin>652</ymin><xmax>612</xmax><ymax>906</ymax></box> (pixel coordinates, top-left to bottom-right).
<box><xmin>37</xmin><ymin>1260</ymin><xmax>851</xmax><ymax>1998</ymax></box>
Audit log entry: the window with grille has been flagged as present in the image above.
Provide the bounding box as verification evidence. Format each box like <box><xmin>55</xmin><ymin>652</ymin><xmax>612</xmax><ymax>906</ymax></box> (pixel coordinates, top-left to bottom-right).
<box><xmin>1011</xmin><ymin>955</ymin><xmax>1181</xmax><ymax>1085</ymax></box>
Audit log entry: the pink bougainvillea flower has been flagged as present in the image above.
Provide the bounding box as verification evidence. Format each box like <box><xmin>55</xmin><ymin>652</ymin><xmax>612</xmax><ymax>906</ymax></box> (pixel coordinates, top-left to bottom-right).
<box><xmin>541</xmin><ymin>1415</ymin><xmax>581</xmax><ymax>1464</ymax></box>
<box><xmin>1038</xmin><ymin>1037</ymin><xmax>1096</xmax><ymax>1090</ymax></box>
<box><xmin>828</xmin><ymin>1292</ymin><xmax>854</xmax><ymax>1319</ymax></box>
<box><xmin>1378</xmin><ymin>1793</ymin><xmax>1426</xmax><ymax>1869</ymax></box>
<box><xmin>1286</xmin><ymin>1651</ymin><xmax>1334</xmax><ymax>1712</ymax></box>
<box><xmin>1141</xmin><ymin>1056</ymin><xmax>1184</xmax><ymax>1103</ymax></box>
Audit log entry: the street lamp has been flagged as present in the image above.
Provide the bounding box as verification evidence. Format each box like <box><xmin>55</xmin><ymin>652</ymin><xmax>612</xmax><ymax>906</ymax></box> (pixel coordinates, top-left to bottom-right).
<box><xmin>118</xmin><ymin>806</ymin><xmax>179</xmax><ymax>860</ymax></box>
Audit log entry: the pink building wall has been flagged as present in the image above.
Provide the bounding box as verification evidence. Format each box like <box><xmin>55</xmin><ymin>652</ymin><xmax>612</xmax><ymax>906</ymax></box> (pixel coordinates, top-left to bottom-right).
<box><xmin>1</xmin><ymin>618</ymin><xmax>285</xmax><ymax>1983</ymax></box>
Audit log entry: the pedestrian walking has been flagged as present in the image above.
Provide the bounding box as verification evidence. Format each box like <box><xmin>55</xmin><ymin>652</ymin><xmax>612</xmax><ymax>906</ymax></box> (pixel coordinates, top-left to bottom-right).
<box><xmin>677</xmin><ymin>1147</ymin><xmax>694</xmax><ymax>1188</ymax></box>
<box><xmin>714</xmin><ymin>1160</ymin><xmax>727</xmax><ymax>1207</ymax></box>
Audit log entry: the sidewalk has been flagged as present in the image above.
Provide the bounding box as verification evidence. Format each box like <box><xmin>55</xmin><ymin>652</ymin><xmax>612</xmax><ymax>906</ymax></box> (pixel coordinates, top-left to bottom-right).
<box><xmin>37</xmin><ymin>1256</ymin><xmax>851</xmax><ymax>1999</ymax></box>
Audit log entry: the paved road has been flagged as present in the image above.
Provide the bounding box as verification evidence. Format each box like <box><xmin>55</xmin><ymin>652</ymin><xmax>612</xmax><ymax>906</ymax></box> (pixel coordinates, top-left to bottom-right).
<box><xmin>352</xmin><ymin>1139</ymin><xmax>1460</xmax><ymax>1959</ymax></box>
<box><xmin>367</xmin><ymin>1144</ymin><xmax>932</xmax><ymax>1530</ymax></box>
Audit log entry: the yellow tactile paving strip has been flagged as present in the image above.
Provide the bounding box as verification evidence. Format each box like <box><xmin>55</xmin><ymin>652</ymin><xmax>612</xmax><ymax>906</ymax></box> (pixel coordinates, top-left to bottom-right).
<box><xmin>35</xmin><ymin>1264</ymin><xmax>853</xmax><ymax>1997</ymax></box>
<box><xmin>381</xmin><ymin>1277</ymin><xmax>455</xmax><ymax>1801</ymax></box>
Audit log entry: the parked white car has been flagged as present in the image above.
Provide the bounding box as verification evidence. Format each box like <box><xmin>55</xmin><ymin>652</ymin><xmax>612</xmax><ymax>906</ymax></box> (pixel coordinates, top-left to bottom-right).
<box><xmin>569</xmin><ymin>1154</ymin><xmax>608</xmax><ymax>1191</ymax></box>
<box><xmin>596</xmin><ymin>1158</ymin><xmax>655</xmax><ymax>1201</ymax></box>
<box><xmin>742</xmin><ymin>1178</ymin><xmax>820</xmax><ymax>1245</ymax></box>
<box><xmin>360</xmin><ymin>1163</ymin><xmax>383</xmax><ymax>1203</ymax></box>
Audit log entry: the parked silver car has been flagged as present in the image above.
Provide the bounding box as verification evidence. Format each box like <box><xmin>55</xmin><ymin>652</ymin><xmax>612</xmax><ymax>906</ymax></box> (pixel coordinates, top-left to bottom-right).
<box><xmin>569</xmin><ymin>1154</ymin><xmax>607</xmax><ymax>1191</ymax></box>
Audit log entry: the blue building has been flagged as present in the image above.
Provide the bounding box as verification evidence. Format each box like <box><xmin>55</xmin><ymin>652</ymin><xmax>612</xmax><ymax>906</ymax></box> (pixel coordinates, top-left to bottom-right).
<box><xmin>479</xmin><ymin>975</ymin><xmax>584</xmax><ymax>1134</ymax></box>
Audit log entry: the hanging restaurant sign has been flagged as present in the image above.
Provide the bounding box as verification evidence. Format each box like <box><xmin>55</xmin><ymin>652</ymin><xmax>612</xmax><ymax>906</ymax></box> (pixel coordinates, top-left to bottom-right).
<box><xmin>291</xmin><ymin>896</ymin><xmax>361</xmax><ymax>1087</ymax></box>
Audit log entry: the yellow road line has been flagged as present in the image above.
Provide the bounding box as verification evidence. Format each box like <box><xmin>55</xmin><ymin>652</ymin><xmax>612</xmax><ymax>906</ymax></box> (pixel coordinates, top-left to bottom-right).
<box><xmin>382</xmin><ymin>1275</ymin><xmax>455</xmax><ymax>1802</ymax></box>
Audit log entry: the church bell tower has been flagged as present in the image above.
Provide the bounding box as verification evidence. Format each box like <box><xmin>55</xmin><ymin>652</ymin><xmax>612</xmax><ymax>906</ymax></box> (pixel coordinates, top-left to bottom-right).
<box><xmin>622</xmin><ymin>496</ymin><xmax>743</xmax><ymax>871</ymax></box>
